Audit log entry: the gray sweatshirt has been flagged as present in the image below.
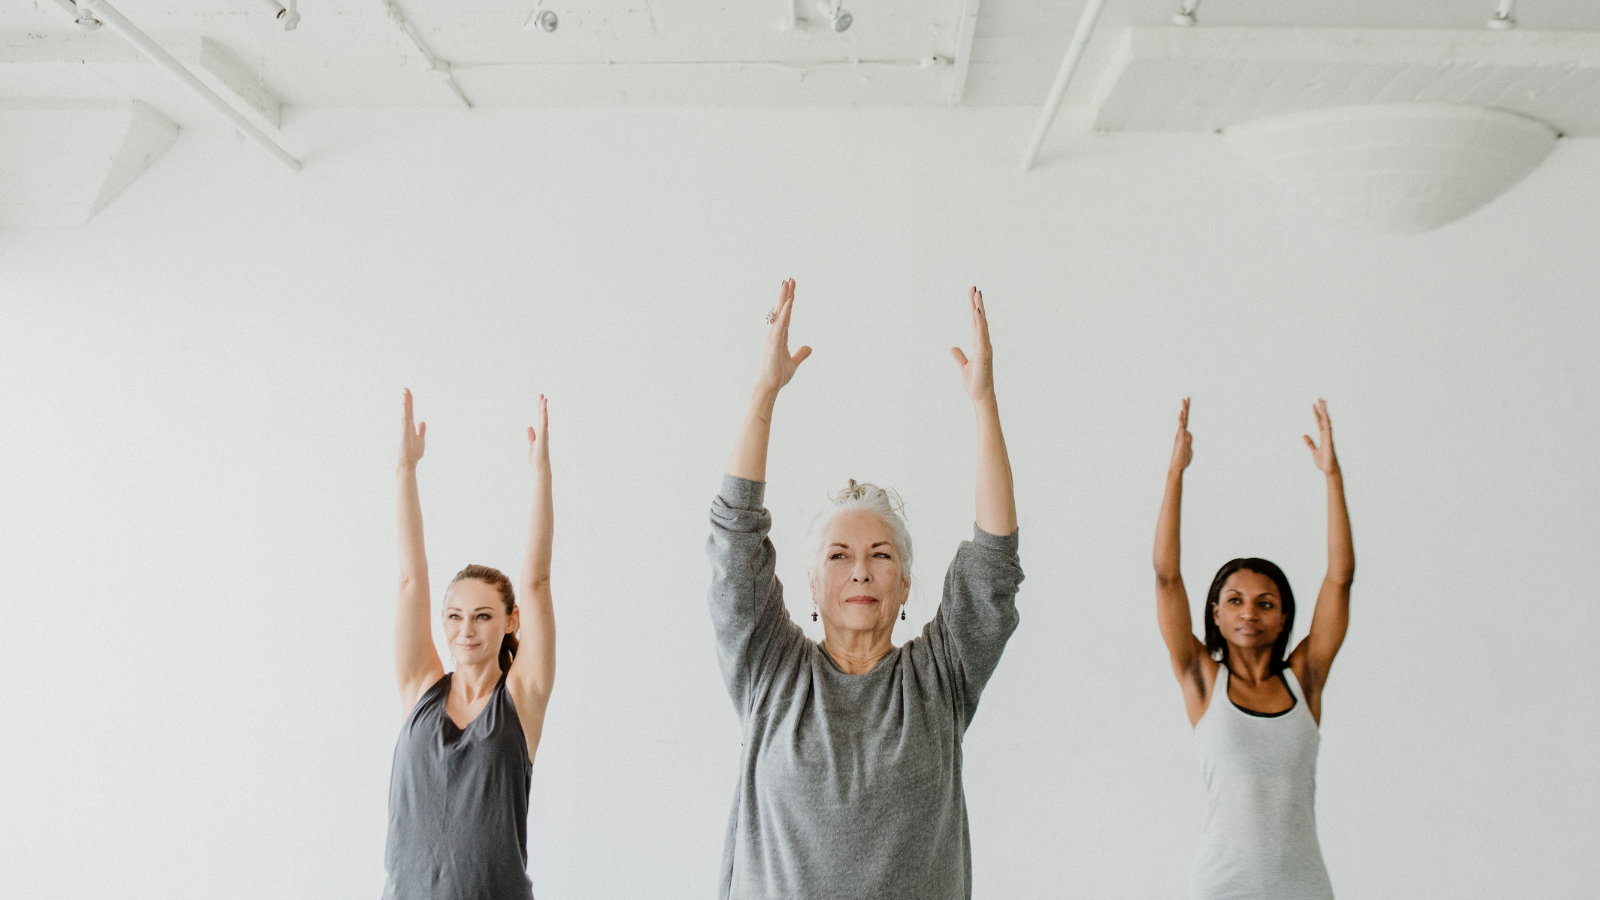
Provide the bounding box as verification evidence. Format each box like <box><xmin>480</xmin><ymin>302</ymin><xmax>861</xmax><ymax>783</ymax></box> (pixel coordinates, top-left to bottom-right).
<box><xmin>707</xmin><ymin>475</ymin><xmax>1023</xmax><ymax>900</ymax></box>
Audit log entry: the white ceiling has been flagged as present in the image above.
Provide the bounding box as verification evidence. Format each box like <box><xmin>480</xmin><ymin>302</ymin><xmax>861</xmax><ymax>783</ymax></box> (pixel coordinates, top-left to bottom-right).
<box><xmin>5</xmin><ymin>0</ymin><xmax>1600</xmax><ymax>111</ymax></box>
<box><xmin>5</xmin><ymin>0</ymin><xmax>1600</xmax><ymax>226</ymax></box>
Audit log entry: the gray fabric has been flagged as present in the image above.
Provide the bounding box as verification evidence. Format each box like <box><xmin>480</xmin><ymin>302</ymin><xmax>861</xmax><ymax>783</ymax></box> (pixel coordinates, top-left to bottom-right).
<box><xmin>707</xmin><ymin>474</ymin><xmax>1023</xmax><ymax>900</ymax></box>
<box><xmin>383</xmin><ymin>672</ymin><xmax>534</xmax><ymax>900</ymax></box>
<box><xmin>1192</xmin><ymin>667</ymin><xmax>1334</xmax><ymax>900</ymax></box>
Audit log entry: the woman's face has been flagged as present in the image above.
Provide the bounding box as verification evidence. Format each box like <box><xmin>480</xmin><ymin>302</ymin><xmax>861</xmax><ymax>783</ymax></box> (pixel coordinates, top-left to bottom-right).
<box><xmin>1213</xmin><ymin>569</ymin><xmax>1285</xmax><ymax>652</ymax></box>
<box><xmin>442</xmin><ymin>578</ymin><xmax>517</xmax><ymax>668</ymax></box>
<box><xmin>810</xmin><ymin>509</ymin><xmax>909</xmax><ymax>636</ymax></box>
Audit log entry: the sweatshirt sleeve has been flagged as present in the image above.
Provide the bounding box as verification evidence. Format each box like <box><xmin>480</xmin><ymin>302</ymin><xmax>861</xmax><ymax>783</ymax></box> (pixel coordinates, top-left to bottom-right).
<box><xmin>706</xmin><ymin>474</ymin><xmax>803</xmax><ymax>721</ymax></box>
<box><xmin>922</xmin><ymin>525</ymin><xmax>1023</xmax><ymax>730</ymax></box>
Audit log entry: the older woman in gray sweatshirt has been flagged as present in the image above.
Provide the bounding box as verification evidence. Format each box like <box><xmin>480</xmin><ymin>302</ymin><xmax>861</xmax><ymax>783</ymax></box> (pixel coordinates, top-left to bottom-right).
<box><xmin>707</xmin><ymin>280</ymin><xmax>1023</xmax><ymax>900</ymax></box>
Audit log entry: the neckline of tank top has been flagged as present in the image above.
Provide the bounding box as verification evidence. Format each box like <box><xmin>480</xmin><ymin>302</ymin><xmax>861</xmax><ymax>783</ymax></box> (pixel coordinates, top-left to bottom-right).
<box><xmin>1226</xmin><ymin>669</ymin><xmax>1298</xmax><ymax>718</ymax></box>
<box><xmin>440</xmin><ymin>670</ymin><xmax>507</xmax><ymax>733</ymax></box>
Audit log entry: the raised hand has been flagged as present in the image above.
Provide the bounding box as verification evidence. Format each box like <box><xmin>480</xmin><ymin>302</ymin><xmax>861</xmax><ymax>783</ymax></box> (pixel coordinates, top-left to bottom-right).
<box><xmin>527</xmin><ymin>394</ymin><xmax>549</xmax><ymax>471</ymax></box>
<box><xmin>949</xmin><ymin>287</ymin><xmax>995</xmax><ymax>403</ymax></box>
<box><xmin>400</xmin><ymin>388</ymin><xmax>426</xmax><ymax>468</ymax></box>
<box><xmin>756</xmin><ymin>279</ymin><xmax>813</xmax><ymax>395</ymax></box>
<box><xmin>1303</xmin><ymin>399</ymin><xmax>1339</xmax><ymax>475</ymax></box>
<box><xmin>1169</xmin><ymin>397</ymin><xmax>1193</xmax><ymax>473</ymax></box>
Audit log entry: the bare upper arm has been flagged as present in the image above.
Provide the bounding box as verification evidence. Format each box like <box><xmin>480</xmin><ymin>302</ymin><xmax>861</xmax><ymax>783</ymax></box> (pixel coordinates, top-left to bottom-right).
<box><xmin>395</xmin><ymin>575</ymin><xmax>444</xmax><ymax>708</ymax></box>
<box><xmin>1288</xmin><ymin>575</ymin><xmax>1350</xmax><ymax>724</ymax></box>
<box><xmin>506</xmin><ymin>581</ymin><xmax>555</xmax><ymax>758</ymax></box>
<box><xmin>1156</xmin><ymin>575</ymin><xmax>1216</xmax><ymax>725</ymax></box>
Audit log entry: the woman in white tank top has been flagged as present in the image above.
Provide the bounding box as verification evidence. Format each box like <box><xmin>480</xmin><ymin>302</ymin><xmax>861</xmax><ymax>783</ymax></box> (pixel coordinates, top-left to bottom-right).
<box><xmin>1152</xmin><ymin>399</ymin><xmax>1354</xmax><ymax>900</ymax></box>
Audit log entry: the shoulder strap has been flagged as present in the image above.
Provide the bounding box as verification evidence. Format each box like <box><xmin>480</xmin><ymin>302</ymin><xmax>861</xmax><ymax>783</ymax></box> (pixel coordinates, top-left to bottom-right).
<box><xmin>1280</xmin><ymin>667</ymin><xmax>1305</xmax><ymax>702</ymax></box>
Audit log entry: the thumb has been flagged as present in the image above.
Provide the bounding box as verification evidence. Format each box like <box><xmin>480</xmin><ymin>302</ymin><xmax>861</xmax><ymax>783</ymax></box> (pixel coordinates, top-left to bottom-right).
<box><xmin>950</xmin><ymin>347</ymin><xmax>969</xmax><ymax>367</ymax></box>
<box><xmin>417</xmin><ymin>422</ymin><xmax>426</xmax><ymax>439</ymax></box>
<box><xmin>528</xmin><ymin>426</ymin><xmax>537</xmax><ymax>444</ymax></box>
<box><xmin>792</xmin><ymin>345</ymin><xmax>813</xmax><ymax>366</ymax></box>
<box><xmin>1303</xmin><ymin>435</ymin><xmax>1315</xmax><ymax>452</ymax></box>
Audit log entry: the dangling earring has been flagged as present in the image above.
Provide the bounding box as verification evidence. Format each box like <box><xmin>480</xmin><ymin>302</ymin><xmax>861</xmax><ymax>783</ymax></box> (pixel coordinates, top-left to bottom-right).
<box><xmin>811</xmin><ymin>606</ymin><xmax>818</xmax><ymax>622</ymax></box>
<box><xmin>900</xmin><ymin>606</ymin><xmax>906</xmax><ymax>621</ymax></box>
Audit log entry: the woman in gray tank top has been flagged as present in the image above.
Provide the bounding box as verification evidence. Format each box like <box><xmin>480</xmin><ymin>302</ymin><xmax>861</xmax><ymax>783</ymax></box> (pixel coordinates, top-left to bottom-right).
<box><xmin>707</xmin><ymin>281</ymin><xmax>1023</xmax><ymax>900</ymax></box>
<box><xmin>385</xmin><ymin>390</ymin><xmax>557</xmax><ymax>900</ymax></box>
<box><xmin>1152</xmin><ymin>398</ymin><xmax>1354</xmax><ymax>900</ymax></box>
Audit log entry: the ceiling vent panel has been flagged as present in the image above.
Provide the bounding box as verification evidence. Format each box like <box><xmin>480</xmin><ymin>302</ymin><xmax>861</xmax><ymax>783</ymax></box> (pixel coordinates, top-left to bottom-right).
<box><xmin>1224</xmin><ymin>103</ymin><xmax>1558</xmax><ymax>233</ymax></box>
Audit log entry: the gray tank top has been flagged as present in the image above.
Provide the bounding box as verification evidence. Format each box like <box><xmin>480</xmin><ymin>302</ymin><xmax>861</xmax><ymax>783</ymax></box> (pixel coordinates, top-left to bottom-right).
<box><xmin>1192</xmin><ymin>667</ymin><xmax>1333</xmax><ymax>900</ymax></box>
<box><xmin>383</xmin><ymin>672</ymin><xmax>533</xmax><ymax>900</ymax></box>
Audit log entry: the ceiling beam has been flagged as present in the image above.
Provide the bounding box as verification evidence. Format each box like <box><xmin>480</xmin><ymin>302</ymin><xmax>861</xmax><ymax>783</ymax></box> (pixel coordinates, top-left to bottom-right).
<box><xmin>1092</xmin><ymin>27</ymin><xmax>1600</xmax><ymax>136</ymax></box>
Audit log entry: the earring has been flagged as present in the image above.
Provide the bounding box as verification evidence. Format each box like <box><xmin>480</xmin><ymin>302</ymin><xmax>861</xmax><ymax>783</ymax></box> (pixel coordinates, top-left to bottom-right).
<box><xmin>900</xmin><ymin>607</ymin><xmax>906</xmax><ymax>621</ymax></box>
<box><xmin>811</xmin><ymin>607</ymin><xmax>818</xmax><ymax>622</ymax></box>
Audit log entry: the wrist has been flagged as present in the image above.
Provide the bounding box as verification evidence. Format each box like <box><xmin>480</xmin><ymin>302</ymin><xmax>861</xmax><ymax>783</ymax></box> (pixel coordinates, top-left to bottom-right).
<box><xmin>397</xmin><ymin>461</ymin><xmax>419</xmax><ymax>476</ymax></box>
<box><xmin>749</xmin><ymin>386</ymin><xmax>780</xmax><ymax>411</ymax></box>
<box><xmin>972</xmin><ymin>392</ymin><xmax>999</xmax><ymax>411</ymax></box>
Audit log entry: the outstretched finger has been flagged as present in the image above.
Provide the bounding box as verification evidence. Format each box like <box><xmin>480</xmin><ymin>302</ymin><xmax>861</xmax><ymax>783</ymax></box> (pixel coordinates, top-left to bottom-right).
<box><xmin>971</xmin><ymin>294</ymin><xmax>993</xmax><ymax>357</ymax></box>
<box><xmin>777</xmin><ymin>279</ymin><xmax>797</xmax><ymax>337</ymax></box>
<box><xmin>1303</xmin><ymin>434</ymin><xmax>1317</xmax><ymax>452</ymax></box>
<box><xmin>1179</xmin><ymin>397</ymin><xmax>1190</xmax><ymax>429</ymax></box>
<box><xmin>792</xmin><ymin>345</ymin><xmax>813</xmax><ymax>367</ymax></box>
<box><xmin>950</xmin><ymin>347</ymin><xmax>969</xmax><ymax>367</ymax></box>
<box><xmin>403</xmin><ymin>388</ymin><xmax>415</xmax><ymax>430</ymax></box>
<box><xmin>540</xmin><ymin>394</ymin><xmax>549</xmax><ymax>434</ymax></box>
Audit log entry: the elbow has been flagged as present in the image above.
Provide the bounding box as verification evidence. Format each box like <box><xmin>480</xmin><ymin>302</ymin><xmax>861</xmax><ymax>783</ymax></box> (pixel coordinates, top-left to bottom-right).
<box><xmin>1154</xmin><ymin>570</ymin><xmax>1182</xmax><ymax>588</ymax></box>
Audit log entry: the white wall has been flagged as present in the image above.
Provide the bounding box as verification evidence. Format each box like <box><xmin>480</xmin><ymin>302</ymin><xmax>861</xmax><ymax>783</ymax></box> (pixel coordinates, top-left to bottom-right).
<box><xmin>2</xmin><ymin>109</ymin><xmax>1596</xmax><ymax>900</ymax></box>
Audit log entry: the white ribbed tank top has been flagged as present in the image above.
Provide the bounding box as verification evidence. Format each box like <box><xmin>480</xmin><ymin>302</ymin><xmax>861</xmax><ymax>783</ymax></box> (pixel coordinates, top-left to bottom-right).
<box><xmin>1192</xmin><ymin>667</ymin><xmax>1334</xmax><ymax>900</ymax></box>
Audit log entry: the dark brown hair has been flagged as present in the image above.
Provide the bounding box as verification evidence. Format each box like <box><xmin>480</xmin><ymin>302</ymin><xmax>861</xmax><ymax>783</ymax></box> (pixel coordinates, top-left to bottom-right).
<box><xmin>447</xmin><ymin>564</ymin><xmax>518</xmax><ymax>674</ymax></box>
<box><xmin>1203</xmin><ymin>558</ymin><xmax>1295</xmax><ymax>675</ymax></box>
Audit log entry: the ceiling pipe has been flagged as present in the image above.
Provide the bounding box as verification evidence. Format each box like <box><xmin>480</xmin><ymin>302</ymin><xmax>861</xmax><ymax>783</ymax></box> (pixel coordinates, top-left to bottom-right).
<box><xmin>70</xmin><ymin>0</ymin><xmax>302</xmax><ymax>170</ymax></box>
<box><xmin>376</xmin><ymin>0</ymin><xmax>473</xmax><ymax>108</ymax></box>
<box><xmin>1020</xmin><ymin>0</ymin><xmax>1109</xmax><ymax>172</ymax></box>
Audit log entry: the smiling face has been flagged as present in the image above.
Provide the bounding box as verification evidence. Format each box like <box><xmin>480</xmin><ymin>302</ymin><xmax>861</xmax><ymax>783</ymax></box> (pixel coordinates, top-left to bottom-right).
<box><xmin>442</xmin><ymin>578</ymin><xmax>519</xmax><ymax>669</ymax></box>
<box><xmin>1212</xmin><ymin>569</ymin><xmax>1286</xmax><ymax>652</ymax></box>
<box><xmin>810</xmin><ymin>508</ymin><xmax>910</xmax><ymax>637</ymax></box>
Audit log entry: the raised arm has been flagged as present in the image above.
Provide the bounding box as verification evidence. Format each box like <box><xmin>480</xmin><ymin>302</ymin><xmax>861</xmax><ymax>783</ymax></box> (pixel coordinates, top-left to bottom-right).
<box><xmin>396</xmin><ymin>389</ymin><xmax>445</xmax><ymax>709</ymax></box>
<box><xmin>710</xmin><ymin>280</ymin><xmax>810</xmax><ymax>716</ymax></box>
<box><xmin>506</xmin><ymin>395</ymin><xmax>556</xmax><ymax>755</ymax></box>
<box><xmin>727</xmin><ymin>278</ymin><xmax>811</xmax><ymax>482</ymax></box>
<box><xmin>949</xmin><ymin>288</ymin><xmax>1017</xmax><ymax>536</ymax></box>
<box><xmin>1289</xmin><ymin>399</ymin><xmax>1353</xmax><ymax>716</ymax></box>
<box><xmin>1154</xmin><ymin>399</ymin><xmax>1209</xmax><ymax>709</ymax></box>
